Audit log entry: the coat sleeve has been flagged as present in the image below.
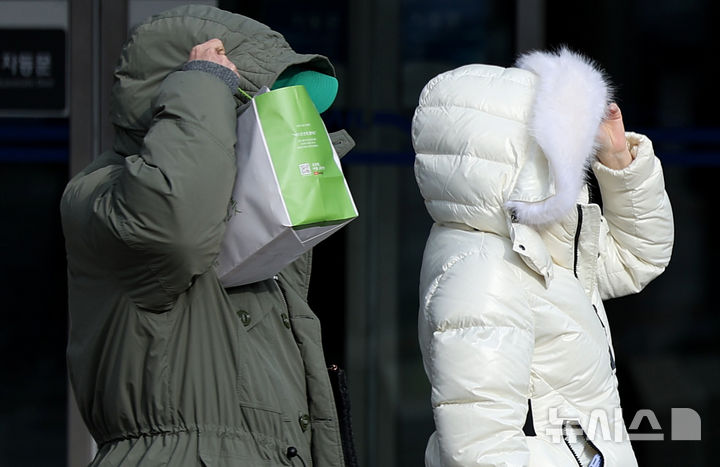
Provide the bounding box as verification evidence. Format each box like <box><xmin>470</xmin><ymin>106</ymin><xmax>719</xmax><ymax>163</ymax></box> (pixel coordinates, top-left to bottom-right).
<box><xmin>592</xmin><ymin>132</ymin><xmax>674</xmax><ymax>300</ymax></box>
<box><xmin>421</xmin><ymin>247</ymin><xmax>534</xmax><ymax>466</ymax></box>
<box><xmin>104</xmin><ymin>69</ymin><xmax>238</xmax><ymax>310</ymax></box>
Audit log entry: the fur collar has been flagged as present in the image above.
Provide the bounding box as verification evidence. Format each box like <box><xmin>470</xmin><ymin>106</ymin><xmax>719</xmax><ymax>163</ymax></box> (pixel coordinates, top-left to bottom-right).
<box><xmin>506</xmin><ymin>47</ymin><xmax>610</xmax><ymax>225</ymax></box>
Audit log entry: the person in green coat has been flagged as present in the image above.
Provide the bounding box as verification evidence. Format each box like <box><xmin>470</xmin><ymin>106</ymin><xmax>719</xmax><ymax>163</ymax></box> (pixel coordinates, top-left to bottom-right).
<box><xmin>61</xmin><ymin>5</ymin><xmax>354</xmax><ymax>466</ymax></box>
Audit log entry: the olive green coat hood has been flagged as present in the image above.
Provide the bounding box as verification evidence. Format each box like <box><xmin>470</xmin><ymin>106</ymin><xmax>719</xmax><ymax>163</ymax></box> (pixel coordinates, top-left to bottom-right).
<box><xmin>110</xmin><ymin>4</ymin><xmax>334</xmax><ymax>155</ymax></box>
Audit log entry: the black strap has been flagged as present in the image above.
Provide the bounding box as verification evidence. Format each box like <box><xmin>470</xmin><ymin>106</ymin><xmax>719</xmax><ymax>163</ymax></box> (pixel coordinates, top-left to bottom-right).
<box><xmin>328</xmin><ymin>365</ymin><xmax>359</xmax><ymax>467</ymax></box>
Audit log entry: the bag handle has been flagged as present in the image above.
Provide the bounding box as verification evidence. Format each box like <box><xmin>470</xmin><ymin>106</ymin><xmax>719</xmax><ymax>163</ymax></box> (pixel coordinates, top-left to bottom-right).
<box><xmin>237</xmin><ymin>87</ymin><xmax>253</xmax><ymax>100</ymax></box>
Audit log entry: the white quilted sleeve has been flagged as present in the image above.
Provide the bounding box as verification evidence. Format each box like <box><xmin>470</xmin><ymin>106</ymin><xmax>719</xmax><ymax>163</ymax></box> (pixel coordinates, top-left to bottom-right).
<box><xmin>421</xmin><ymin>236</ymin><xmax>534</xmax><ymax>466</ymax></box>
<box><xmin>592</xmin><ymin>132</ymin><xmax>674</xmax><ymax>299</ymax></box>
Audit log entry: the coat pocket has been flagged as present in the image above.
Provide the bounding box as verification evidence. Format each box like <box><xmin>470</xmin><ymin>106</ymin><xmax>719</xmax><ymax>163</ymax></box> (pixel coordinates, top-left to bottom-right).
<box><xmin>229</xmin><ymin>287</ymin><xmax>283</xmax><ymax>414</ymax></box>
<box><xmin>199</xmin><ymin>451</ymin><xmax>275</xmax><ymax>467</ymax></box>
<box><xmin>592</xmin><ymin>305</ymin><xmax>616</xmax><ymax>371</ymax></box>
<box><xmin>235</xmin><ymin>330</ymin><xmax>284</xmax><ymax>414</ymax></box>
<box><xmin>198</xmin><ymin>432</ymin><xmax>290</xmax><ymax>467</ymax></box>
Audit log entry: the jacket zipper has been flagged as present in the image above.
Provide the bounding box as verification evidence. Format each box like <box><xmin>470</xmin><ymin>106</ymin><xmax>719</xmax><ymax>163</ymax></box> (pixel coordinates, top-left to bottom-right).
<box><xmin>582</xmin><ymin>430</ymin><xmax>605</xmax><ymax>467</ymax></box>
<box><xmin>569</xmin><ymin>209</ymin><xmax>609</xmax><ymax>466</ymax></box>
<box><xmin>562</xmin><ymin>420</ymin><xmax>606</xmax><ymax>467</ymax></box>
<box><xmin>593</xmin><ymin>305</ymin><xmax>616</xmax><ymax>370</ymax></box>
<box><xmin>573</xmin><ymin>204</ymin><xmax>583</xmax><ymax>279</ymax></box>
<box><xmin>562</xmin><ymin>420</ymin><xmax>583</xmax><ymax>467</ymax></box>
<box><xmin>575</xmin><ymin>206</ymin><xmax>615</xmax><ymax>372</ymax></box>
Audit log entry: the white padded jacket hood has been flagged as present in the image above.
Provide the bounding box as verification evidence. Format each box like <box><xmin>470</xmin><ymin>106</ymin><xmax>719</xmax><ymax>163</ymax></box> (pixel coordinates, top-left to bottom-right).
<box><xmin>413</xmin><ymin>47</ymin><xmax>610</xmax><ymax>230</ymax></box>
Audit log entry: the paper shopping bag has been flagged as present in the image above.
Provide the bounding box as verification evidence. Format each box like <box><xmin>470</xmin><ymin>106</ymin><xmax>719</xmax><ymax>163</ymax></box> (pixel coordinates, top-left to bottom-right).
<box><xmin>215</xmin><ymin>85</ymin><xmax>358</xmax><ymax>287</ymax></box>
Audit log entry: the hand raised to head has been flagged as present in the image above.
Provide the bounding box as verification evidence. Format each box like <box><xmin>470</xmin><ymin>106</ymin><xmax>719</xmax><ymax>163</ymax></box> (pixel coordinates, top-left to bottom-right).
<box><xmin>596</xmin><ymin>103</ymin><xmax>633</xmax><ymax>170</ymax></box>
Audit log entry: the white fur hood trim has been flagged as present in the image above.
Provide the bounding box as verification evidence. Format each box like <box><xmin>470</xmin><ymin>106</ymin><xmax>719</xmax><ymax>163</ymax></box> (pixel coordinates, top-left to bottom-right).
<box><xmin>506</xmin><ymin>47</ymin><xmax>610</xmax><ymax>225</ymax></box>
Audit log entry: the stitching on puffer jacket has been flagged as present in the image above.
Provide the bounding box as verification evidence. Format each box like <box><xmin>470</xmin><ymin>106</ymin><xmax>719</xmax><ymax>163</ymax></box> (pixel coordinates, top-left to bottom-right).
<box><xmin>423</xmin><ymin>246</ymin><xmax>486</xmax><ymax>322</ymax></box>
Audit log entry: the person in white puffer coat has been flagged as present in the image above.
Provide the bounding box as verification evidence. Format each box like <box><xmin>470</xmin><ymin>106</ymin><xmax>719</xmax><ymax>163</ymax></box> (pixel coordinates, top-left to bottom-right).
<box><xmin>413</xmin><ymin>48</ymin><xmax>674</xmax><ymax>467</ymax></box>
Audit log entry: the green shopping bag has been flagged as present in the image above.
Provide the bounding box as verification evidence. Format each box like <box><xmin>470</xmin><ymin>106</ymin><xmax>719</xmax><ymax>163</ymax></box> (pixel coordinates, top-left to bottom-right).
<box><xmin>215</xmin><ymin>85</ymin><xmax>358</xmax><ymax>287</ymax></box>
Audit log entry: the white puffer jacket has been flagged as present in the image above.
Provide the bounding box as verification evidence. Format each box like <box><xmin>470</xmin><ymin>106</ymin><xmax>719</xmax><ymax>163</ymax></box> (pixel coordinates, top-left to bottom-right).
<box><xmin>413</xmin><ymin>50</ymin><xmax>673</xmax><ymax>467</ymax></box>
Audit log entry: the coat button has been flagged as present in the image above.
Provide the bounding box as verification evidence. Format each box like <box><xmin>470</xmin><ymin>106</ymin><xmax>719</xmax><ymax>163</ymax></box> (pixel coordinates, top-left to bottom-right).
<box><xmin>281</xmin><ymin>313</ymin><xmax>291</xmax><ymax>329</ymax></box>
<box><xmin>298</xmin><ymin>414</ymin><xmax>310</xmax><ymax>432</ymax></box>
<box><xmin>237</xmin><ymin>310</ymin><xmax>251</xmax><ymax>326</ymax></box>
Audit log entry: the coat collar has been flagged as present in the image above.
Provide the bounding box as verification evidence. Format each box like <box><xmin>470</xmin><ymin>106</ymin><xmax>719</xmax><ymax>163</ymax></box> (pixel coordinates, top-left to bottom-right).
<box><xmin>509</xmin><ymin>200</ymin><xmax>602</xmax><ymax>293</ymax></box>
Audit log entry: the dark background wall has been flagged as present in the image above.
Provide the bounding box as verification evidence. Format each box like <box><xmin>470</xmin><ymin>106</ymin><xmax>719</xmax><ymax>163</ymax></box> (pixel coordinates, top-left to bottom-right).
<box><xmin>1</xmin><ymin>0</ymin><xmax>717</xmax><ymax>465</ymax></box>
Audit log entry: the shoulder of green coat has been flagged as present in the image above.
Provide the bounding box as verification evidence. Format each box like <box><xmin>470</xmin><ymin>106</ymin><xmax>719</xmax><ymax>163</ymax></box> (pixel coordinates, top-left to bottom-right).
<box><xmin>278</xmin><ymin>251</ymin><xmax>313</xmax><ymax>302</ymax></box>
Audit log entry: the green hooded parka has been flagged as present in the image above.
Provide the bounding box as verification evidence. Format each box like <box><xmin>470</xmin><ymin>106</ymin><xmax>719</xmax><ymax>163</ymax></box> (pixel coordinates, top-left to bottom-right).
<box><xmin>60</xmin><ymin>5</ymin><xmax>351</xmax><ymax>466</ymax></box>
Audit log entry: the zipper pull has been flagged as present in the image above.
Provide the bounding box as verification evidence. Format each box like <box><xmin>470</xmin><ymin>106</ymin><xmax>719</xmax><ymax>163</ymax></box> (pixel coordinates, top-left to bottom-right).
<box><xmin>589</xmin><ymin>454</ymin><xmax>602</xmax><ymax>467</ymax></box>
